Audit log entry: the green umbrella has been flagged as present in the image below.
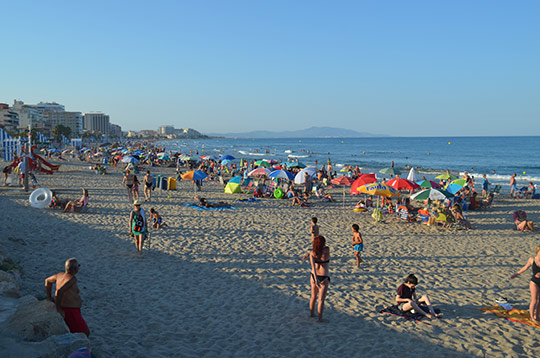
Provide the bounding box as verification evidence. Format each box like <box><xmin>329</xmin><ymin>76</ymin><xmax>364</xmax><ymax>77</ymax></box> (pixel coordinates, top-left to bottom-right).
<box><xmin>410</xmin><ymin>188</ymin><xmax>454</xmax><ymax>201</ymax></box>
<box><xmin>380</xmin><ymin>167</ymin><xmax>401</xmax><ymax>175</ymax></box>
<box><xmin>450</xmin><ymin>178</ymin><xmax>467</xmax><ymax>186</ymax></box>
<box><xmin>255</xmin><ymin>160</ymin><xmax>271</xmax><ymax>167</ymax></box>
<box><xmin>287</xmin><ymin>162</ymin><xmax>306</xmax><ymax>169</ymax></box>
<box><xmin>435</xmin><ymin>174</ymin><xmax>457</xmax><ymax>180</ymax></box>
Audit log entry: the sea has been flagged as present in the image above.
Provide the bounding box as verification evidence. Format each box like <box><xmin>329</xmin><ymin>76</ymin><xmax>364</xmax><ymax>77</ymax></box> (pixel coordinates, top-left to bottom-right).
<box><xmin>157</xmin><ymin>136</ymin><xmax>540</xmax><ymax>191</ymax></box>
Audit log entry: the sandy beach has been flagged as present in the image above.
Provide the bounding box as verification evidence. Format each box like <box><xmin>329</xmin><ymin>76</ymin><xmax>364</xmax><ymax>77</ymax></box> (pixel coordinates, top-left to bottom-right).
<box><xmin>1</xmin><ymin>160</ymin><xmax>540</xmax><ymax>357</ymax></box>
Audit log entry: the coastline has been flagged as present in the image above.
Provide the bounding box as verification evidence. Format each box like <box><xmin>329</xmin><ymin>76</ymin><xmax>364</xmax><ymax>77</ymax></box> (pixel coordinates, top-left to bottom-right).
<box><xmin>1</xmin><ymin>159</ymin><xmax>540</xmax><ymax>356</ymax></box>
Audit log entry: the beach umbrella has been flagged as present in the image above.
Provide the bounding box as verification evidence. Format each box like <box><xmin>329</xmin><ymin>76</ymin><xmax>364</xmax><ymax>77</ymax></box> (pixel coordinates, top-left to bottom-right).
<box><xmin>380</xmin><ymin>167</ymin><xmax>401</xmax><ymax>176</ymax></box>
<box><xmin>248</xmin><ymin>167</ymin><xmax>272</xmax><ymax>177</ymax></box>
<box><xmin>181</xmin><ymin>170</ymin><xmax>208</xmax><ymax>181</ymax></box>
<box><xmin>255</xmin><ymin>160</ymin><xmax>271</xmax><ymax>167</ymax></box>
<box><xmin>287</xmin><ymin>162</ymin><xmax>306</xmax><ymax>169</ymax></box>
<box><xmin>410</xmin><ymin>188</ymin><xmax>454</xmax><ymax>201</ymax></box>
<box><xmin>407</xmin><ymin>167</ymin><xmax>419</xmax><ymax>182</ymax></box>
<box><xmin>446</xmin><ymin>183</ymin><xmax>465</xmax><ymax>195</ymax></box>
<box><xmin>228</xmin><ymin>176</ymin><xmax>243</xmax><ymax>184</ymax></box>
<box><xmin>350</xmin><ymin>174</ymin><xmax>377</xmax><ymax>195</ymax></box>
<box><xmin>180</xmin><ymin>155</ymin><xmax>194</xmax><ymax>161</ymax></box>
<box><xmin>331</xmin><ymin>176</ymin><xmax>354</xmax><ymax>186</ymax></box>
<box><xmin>435</xmin><ymin>174</ymin><xmax>457</xmax><ymax>181</ymax></box>
<box><xmin>417</xmin><ymin>180</ymin><xmax>442</xmax><ymax>189</ymax></box>
<box><xmin>49</xmin><ymin>148</ymin><xmax>61</xmax><ymax>153</ymax></box>
<box><xmin>450</xmin><ymin>178</ymin><xmax>467</xmax><ymax>186</ymax></box>
<box><xmin>121</xmin><ymin>156</ymin><xmax>139</xmax><ymax>163</ymax></box>
<box><xmin>357</xmin><ymin>183</ymin><xmax>400</xmax><ymax>198</ymax></box>
<box><xmin>221</xmin><ymin>159</ymin><xmax>232</xmax><ymax>165</ymax></box>
<box><xmin>268</xmin><ymin>169</ymin><xmax>294</xmax><ymax>180</ymax></box>
<box><xmin>158</xmin><ymin>154</ymin><xmax>171</xmax><ymax>160</ymax></box>
<box><xmin>224</xmin><ymin>182</ymin><xmax>242</xmax><ymax>194</ymax></box>
<box><xmin>294</xmin><ymin>167</ymin><xmax>317</xmax><ymax>184</ymax></box>
<box><xmin>220</xmin><ymin>154</ymin><xmax>235</xmax><ymax>161</ymax></box>
<box><xmin>385</xmin><ymin>178</ymin><xmax>420</xmax><ymax>191</ymax></box>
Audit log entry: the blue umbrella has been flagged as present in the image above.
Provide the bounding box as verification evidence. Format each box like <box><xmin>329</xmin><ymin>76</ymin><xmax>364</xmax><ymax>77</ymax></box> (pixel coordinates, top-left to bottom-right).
<box><xmin>229</xmin><ymin>176</ymin><xmax>243</xmax><ymax>184</ymax></box>
<box><xmin>221</xmin><ymin>159</ymin><xmax>232</xmax><ymax>165</ymax></box>
<box><xmin>268</xmin><ymin>169</ymin><xmax>294</xmax><ymax>180</ymax></box>
<box><xmin>220</xmin><ymin>154</ymin><xmax>235</xmax><ymax>161</ymax></box>
<box><xmin>446</xmin><ymin>183</ymin><xmax>464</xmax><ymax>195</ymax></box>
<box><xmin>121</xmin><ymin>156</ymin><xmax>139</xmax><ymax>163</ymax></box>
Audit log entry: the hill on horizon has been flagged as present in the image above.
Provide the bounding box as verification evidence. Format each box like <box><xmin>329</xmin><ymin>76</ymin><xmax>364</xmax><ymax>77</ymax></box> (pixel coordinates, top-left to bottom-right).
<box><xmin>205</xmin><ymin>126</ymin><xmax>388</xmax><ymax>138</ymax></box>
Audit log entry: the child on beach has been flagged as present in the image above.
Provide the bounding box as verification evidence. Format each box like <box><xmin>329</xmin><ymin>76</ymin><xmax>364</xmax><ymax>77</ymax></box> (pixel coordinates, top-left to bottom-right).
<box><xmin>132</xmin><ymin>175</ymin><xmax>140</xmax><ymax>201</ymax></box>
<box><xmin>352</xmin><ymin>224</ymin><xmax>363</xmax><ymax>267</ymax></box>
<box><xmin>150</xmin><ymin>208</ymin><xmax>167</xmax><ymax>229</ymax></box>
<box><xmin>396</xmin><ymin>274</ymin><xmax>441</xmax><ymax>320</ymax></box>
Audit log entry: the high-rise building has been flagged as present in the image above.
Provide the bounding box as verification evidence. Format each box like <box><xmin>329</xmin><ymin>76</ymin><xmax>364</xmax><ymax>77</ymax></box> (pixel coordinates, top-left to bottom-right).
<box><xmin>32</xmin><ymin>102</ymin><xmax>65</xmax><ymax>114</ymax></box>
<box><xmin>46</xmin><ymin>111</ymin><xmax>83</xmax><ymax>136</ymax></box>
<box><xmin>158</xmin><ymin>125</ymin><xmax>175</xmax><ymax>135</ymax></box>
<box><xmin>0</xmin><ymin>103</ymin><xmax>19</xmax><ymax>131</ymax></box>
<box><xmin>12</xmin><ymin>100</ymin><xmax>52</xmax><ymax>136</ymax></box>
<box><xmin>109</xmin><ymin>123</ymin><xmax>122</xmax><ymax>138</ymax></box>
<box><xmin>83</xmin><ymin>113</ymin><xmax>110</xmax><ymax>135</ymax></box>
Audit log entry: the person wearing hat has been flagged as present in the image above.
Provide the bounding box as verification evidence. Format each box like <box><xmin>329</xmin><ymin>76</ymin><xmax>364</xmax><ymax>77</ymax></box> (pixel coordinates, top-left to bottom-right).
<box><xmin>129</xmin><ymin>200</ymin><xmax>148</xmax><ymax>253</ymax></box>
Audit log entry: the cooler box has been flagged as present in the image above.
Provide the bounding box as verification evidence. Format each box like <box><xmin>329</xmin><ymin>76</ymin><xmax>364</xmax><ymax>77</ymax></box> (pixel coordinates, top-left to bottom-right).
<box><xmin>168</xmin><ymin>177</ymin><xmax>176</xmax><ymax>190</ymax></box>
<box><xmin>160</xmin><ymin>177</ymin><xmax>168</xmax><ymax>190</ymax></box>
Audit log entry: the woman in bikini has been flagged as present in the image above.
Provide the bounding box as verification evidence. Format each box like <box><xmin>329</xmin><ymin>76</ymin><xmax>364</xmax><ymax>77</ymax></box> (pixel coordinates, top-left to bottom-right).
<box><xmin>132</xmin><ymin>175</ymin><xmax>140</xmax><ymax>201</ymax></box>
<box><xmin>510</xmin><ymin>245</ymin><xmax>540</xmax><ymax>322</ymax></box>
<box><xmin>309</xmin><ymin>235</ymin><xmax>330</xmax><ymax>322</ymax></box>
<box><xmin>143</xmin><ymin>171</ymin><xmax>153</xmax><ymax>201</ymax></box>
<box><xmin>64</xmin><ymin>189</ymin><xmax>89</xmax><ymax>213</ymax></box>
<box><xmin>122</xmin><ymin>170</ymin><xmax>134</xmax><ymax>203</ymax></box>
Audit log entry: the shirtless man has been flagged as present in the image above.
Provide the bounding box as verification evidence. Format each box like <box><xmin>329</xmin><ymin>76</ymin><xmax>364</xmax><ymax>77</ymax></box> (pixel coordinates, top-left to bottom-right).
<box><xmin>122</xmin><ymin>169</ymin><xmax>134</xmax><ymax>203</ymax></box>
<box><xmin>143</xmin><ymin>170</ymin><xmax>153</xmax><ymax>201</ymax></box>
<box><xmin>44</xmin><ymin>258</ymin><xmax>90</xmax><ymax>336</ymax></box>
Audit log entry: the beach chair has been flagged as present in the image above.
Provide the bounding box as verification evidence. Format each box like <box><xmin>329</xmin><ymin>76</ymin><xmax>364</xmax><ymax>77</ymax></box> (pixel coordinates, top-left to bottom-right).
<box><xmin>489</xmin><ymin>185</ymin><xmax>501</xmax><ymax>195</ymax></box>
<box><xmin>397</xmin><ymin>205</ymin><xmax>414</xmax><ymax>222</ymax></box>
<box><xmin>417</xmin><ymin>209</ymin><xmax>430</xmax><ymax>224</ymax></box>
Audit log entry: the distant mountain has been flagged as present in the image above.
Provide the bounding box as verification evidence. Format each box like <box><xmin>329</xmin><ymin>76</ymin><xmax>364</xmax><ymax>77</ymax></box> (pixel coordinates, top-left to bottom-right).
<box><xmin>206</xmin><ymin>126</ymin><xmax>388</xmax><ymax>138</ymax></box>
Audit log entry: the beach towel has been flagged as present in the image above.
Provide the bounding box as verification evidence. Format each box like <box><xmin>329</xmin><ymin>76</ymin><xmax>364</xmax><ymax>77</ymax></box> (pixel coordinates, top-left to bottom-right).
<box><xmin>480</xmin><ymin>305</ymin><xmax>540</xmax><ymax>328</ymax></box>
<box><xmin>235</xmin><ymin>198</ymin><xmax>261</xmax><ymax>202</ymax></box>
<box><xmin>378</xmin><ymin>304</ymin><xmax>441</xmax><ymax>324</ymax></box>
<box><xmin>182</xmin><ymin>203</ymin><xmax>236</xmax><ymax>210</ymax></box>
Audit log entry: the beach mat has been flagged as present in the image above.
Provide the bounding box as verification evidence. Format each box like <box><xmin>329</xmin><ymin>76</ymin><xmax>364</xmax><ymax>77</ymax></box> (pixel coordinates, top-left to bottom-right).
<box><xmin>378</xmin><ymin>304</ymin><xmax>441</xmax><ymax>324</ymax></box>
<box><xmin>182</xmin><ymin>203</ymin><xmax>236</xmax><ymax>210</ymax></box>
<box><xmin>480</xmin><ymin>305</ymin><xmax>540</xmax><ymax>328</ymax></box>
<box><xmin>235</xmin><ymin>198</ymin><xmax>261</xmax><ymax>202</ymax></box>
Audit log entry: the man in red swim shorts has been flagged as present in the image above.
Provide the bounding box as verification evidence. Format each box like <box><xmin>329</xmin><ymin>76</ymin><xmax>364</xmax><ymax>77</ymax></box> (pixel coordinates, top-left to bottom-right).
<box><xmin>45</xmin><ymin>258</ymin><xmax>90</xmax><ymax>336</ymax></box>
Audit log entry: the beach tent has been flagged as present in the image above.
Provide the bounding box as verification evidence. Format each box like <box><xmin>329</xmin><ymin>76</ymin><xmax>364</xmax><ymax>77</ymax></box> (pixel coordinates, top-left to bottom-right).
<box><xmin>224</xmin><ymin>182</ymin><xmax>242</xmax><ymax>194</ymax></box>
<box><xmin>294</xmin><ymin>167</ymin><xmax>317</xmax><ymax>184</ymax></box>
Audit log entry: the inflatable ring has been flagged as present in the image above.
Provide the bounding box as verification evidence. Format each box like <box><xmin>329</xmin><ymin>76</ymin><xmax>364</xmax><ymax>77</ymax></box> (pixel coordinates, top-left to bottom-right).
<box><xmin>353</xmin><ymin>206</ymin><xmax>367</xmax><ymax>212</ymax></box>
<box><xmin>29</xmin><ymin>188</ymin><xmax>53</xmax><ymax>209</ymax></box>
<box><xmin>274</xmin><ymin>188</ymin><xmax>284</xmax><ymax>199</ymax></box>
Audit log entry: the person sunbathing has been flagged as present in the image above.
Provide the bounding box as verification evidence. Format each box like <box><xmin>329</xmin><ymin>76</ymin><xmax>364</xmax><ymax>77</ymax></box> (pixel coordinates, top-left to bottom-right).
<box><xmin>64</xmin><ymin>189</ymin><xmax>89</xmax><ymax>213</ymax></box>
<box><xmin>196</xmin><ymin>197</ymin><xmax>231</xmax><ymax>208</ymax></box>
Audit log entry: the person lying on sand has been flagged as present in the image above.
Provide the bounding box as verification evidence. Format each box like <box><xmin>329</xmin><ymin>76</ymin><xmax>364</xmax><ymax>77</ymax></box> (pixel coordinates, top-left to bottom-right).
<box><xmin>196</xmin><ymin>196</ymin><xmax>232</xmax><ymax>208</ymax></box>
<box><xmin>396</xmin><ymin>274</ymin><xmax>441</xmax><ymax>320</ymax></box>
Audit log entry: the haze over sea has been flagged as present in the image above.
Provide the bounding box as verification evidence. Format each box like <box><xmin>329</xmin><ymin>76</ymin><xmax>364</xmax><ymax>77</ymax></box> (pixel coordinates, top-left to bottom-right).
<box><xmin>159</xmin><ymin>136</ymin><xmax>540</xmax><ymax>189</ymax></box>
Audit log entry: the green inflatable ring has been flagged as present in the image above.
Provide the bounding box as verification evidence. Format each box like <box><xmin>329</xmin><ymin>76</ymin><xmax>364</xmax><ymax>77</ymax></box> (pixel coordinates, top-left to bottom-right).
<box><xmin>274</xmin><ymin>188</ymin><xmax>284</xmax><ymax>199</ymax></box>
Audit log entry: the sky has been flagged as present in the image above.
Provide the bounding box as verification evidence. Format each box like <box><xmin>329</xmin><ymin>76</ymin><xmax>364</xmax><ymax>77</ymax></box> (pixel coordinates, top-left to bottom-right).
<box><xmin>1</xmin><ymin>1</ymin><xmax>539</xmax><ymax>136</ymax></box>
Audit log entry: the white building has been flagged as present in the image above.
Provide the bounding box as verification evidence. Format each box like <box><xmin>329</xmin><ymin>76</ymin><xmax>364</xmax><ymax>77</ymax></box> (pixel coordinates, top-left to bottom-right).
<box><xmin>158</xmin><ymin>125</ymin><xmax>175</xmax><ymax>135</ymax></box>
<box><xmin>12</xmin><ymin>100</ymin><xmax>52</xmax><ymax>136</ymax></box>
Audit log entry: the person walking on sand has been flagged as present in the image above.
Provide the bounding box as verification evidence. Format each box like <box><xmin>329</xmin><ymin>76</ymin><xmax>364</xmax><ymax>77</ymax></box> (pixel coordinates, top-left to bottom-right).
<box><xmin>309</xmin><ymin>235</ymin><xmax>330</xmax><ymax>322</ymax></box>
<box><xmin>510</xmin><ymin>245</ymin><xmax>540</xmax><ymax>323</ymax></box>
<box><xmin>122</xmin><ymin>169</ymin><xmax>134</xmax><ymax>203</ymax></box>
<box><xmin>143</xmin><ymin>170</ymin><xmax>153</xmax><ymax>201</ymax></box>
<box><xmin>44</xmin><ymin>258</ymin><xmax>90</xmax><ymax>336</ymax></box>
<box><xmin>351</xmin><ymin>224</ymin><xmax>363</xmax><ymax>267</ymax></box>
<box><xmin>129</xmin><ymin>200</ymin><xmax>148</xmax><ymax>254</ymax></box>
<box><xmin>396</xmin><ymin>274</ymin><xmax>440</xmax><ymax>320</ymax></box>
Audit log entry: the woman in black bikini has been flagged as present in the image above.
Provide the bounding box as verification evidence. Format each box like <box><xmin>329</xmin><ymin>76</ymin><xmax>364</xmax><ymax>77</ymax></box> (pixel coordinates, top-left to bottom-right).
<box><xmin>510</xmin><ymin>245</ymin><xmax>540</xmax><ymax>322</ymax></box>
<box><xmin>309</xmin><ymin>235</ymin><xmax>330</xmax><ymax>322</ymax></box>
<box><xmin>122</xmin><ymin>170</ymin><xmax>134</xmax><ymax>203</ymax></box>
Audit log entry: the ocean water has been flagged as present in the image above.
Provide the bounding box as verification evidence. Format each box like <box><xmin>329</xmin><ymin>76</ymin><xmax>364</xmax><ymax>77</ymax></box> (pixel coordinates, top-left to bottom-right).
<box><xmin>158</xmin><ymin>136</ymin><xmax>540</xmax><ymax>189</ymax></box>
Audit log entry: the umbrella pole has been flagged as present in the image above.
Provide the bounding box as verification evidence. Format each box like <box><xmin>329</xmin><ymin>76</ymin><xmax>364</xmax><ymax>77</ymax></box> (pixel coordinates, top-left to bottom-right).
<box><xmin>342</xmin><ymin>188</ymin><xmax>345</xmax><ymax>208</ymax></box>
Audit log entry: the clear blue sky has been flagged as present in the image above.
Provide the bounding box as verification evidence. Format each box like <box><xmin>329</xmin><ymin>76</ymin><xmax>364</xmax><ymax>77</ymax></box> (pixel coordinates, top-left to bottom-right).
<box><xmin>1</xmin><ymin>1</ymin><xmax>539</xmax><ymax>136</ymax></box>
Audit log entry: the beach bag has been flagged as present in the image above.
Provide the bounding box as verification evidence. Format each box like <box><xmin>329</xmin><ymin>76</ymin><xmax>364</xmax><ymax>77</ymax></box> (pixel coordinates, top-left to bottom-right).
<box><xmin>372</xmin><ymin>208</ymin><xmax>383</xmax><ymax>222</ymax></box>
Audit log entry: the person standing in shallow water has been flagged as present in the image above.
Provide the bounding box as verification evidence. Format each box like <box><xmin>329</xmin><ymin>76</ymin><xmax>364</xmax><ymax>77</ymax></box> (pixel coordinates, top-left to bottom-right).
<box><xmin>309</xmin><ymin>235</ymin><xmax>330</xmax><ymax>322</ymax></box>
